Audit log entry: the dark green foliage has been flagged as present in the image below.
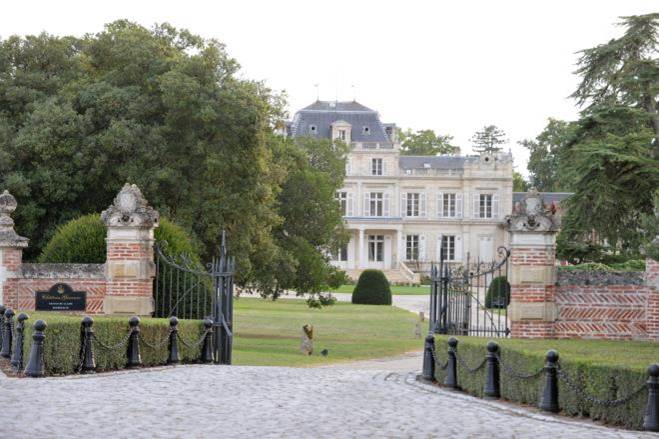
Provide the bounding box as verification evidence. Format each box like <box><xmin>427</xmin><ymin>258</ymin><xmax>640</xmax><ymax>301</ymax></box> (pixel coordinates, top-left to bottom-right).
<box><xmin>352</xmin><ymin>270</ymin><xmax>392</xmax><ymax>305</ymax></box>
<box><xmin>484</xmin><ymin>276</ymin><xmax>510</xmax><ymax>308</ymax></box>
<box><xmin>399</xmin><ymin>129</ymin><xmax>457</xmax><ymax>156</ymax></box>
<box><xmin>434</xmin><ymin>336</ymin><xmax>653</xmax><ymax>430</ymax></box>
<box><xmin>558</xmin><ymin>259</ymin><xmax>646</xmax><ymax>272</ymax></box>
<box><xmin>38</xmin><ymin>214</ymin><xmax>200</xmax><ymax>263</ymax></box>
<box><xmin>21</xmin><ymin>315</ymin><xmax>206</xmax><ymax>375</ymax></box>
<box><xmin>470</xmin><ymin>125</ymin><xmax>507</xmax><ymax>153</ymax></box>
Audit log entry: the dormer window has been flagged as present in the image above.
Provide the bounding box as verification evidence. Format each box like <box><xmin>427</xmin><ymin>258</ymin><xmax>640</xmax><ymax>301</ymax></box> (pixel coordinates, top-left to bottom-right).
<box><xmin>337</xmin><ymin>129</ymin><xmax>346</xmax><ymax>141</ymax></box>
<box><xmin>423</xmin><ymin>163</ymin><xmax>431</xmax><ymax>169</ymax></box>
<box><xmin>363</xmin><ymin>126</ymin><xmax>370</xmax><ymax>135</ymax></box>
<box><xmin>309</xmin><ymin>125</ymin><xmax>317</xmax><ymax>134</ymax></box>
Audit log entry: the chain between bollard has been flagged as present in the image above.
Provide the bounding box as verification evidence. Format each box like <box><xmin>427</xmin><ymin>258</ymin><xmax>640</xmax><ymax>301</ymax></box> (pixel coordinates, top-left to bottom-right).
<box><xmin>454</xmin><ymin>350</ymin><xmax>487</xmax><ymax>374</ymax></box>
<box><xmin>140</xmin><ymin>329</ymin><xmax>173</xmax><ymax>350</ymax></box>
<box><xmin>429</xmin><ymin>344</ymin><xmax>449</xmax><ymax>370</ymax></box>
<box><xmin>177</xmin><ymin>328</ymin><xmax>212</xmax><ymax>349</ymax></box>
<box><xmin>495</xmin><ymin>352</ymin><xmax>544</xmax><ymax>380</ymax></box>
<box><xmin>556</xmin><ymin>363</ymin><xmax>647</xmax><ymax>407</ymax></box>
<box><xmin>92</xmin><ymin>330</ymin><xmax>132</xmax><ymax>351</ymax></box>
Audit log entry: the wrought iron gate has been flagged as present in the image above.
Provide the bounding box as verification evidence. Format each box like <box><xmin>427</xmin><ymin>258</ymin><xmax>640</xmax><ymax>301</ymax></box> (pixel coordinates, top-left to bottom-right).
<box><xmin>429</xmin><ymin>246</ymin><xmax>511</xmax><ymax>337</ymax></box>
<box><xmin>154</xmin><ymin>231</ymin><xmax>235</xmax><ymax>364</ymax></box>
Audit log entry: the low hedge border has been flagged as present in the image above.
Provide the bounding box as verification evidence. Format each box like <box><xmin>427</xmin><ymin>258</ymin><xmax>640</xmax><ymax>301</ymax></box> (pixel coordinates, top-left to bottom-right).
<box><xmin>16</xmin><ymin>314</ymin><xmax>207</xmax><ymax>376</ymax></box>
<box><xmin>432</xmin><ymin>336</ymin><xmax>651</xmax><ymax>431</ymax></box>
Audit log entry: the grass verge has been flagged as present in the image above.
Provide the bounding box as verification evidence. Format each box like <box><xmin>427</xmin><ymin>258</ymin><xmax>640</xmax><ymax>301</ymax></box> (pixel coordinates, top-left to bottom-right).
<box><xmin>331</xmin><ymin>284</ymin><xmax>429</xmax><ymax>295</ymax></box>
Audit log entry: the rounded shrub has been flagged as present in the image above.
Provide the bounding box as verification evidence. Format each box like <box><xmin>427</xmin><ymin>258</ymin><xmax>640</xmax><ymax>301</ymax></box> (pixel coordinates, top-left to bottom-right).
<box><xmin>352</xmin><ymin>269</ymin><xmax>392</xmax><ymax>305</ymax></box>
<box><xmin>484</xmin><ymin>276</ymin><xmax>510</xmax><ymax>309</ymax></box>
<box><xmin>38</xmin><ymin>214</ymin><xmax>200</xmax><ymax>263</ymax></box>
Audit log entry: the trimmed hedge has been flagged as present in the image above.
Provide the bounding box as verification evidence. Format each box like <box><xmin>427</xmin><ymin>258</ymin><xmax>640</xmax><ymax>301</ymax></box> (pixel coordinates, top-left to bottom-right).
<box><xmin>352</xmin><ymin>269</ymin><xmax>392</xmax><ymax>305</ymax></box>
<box><xmin>20</xmin><ymin>314</ymin><xmax>207</xmax><ymax>375</ymax></box>
<box><xmin>433</xmin><ymin>336</ymin><xmax>654</xmax><ymax>430</ymax></box>
<box><xmin>484</xmin><ymin>276</ymin><xmax>510</xmax><ymax>309</ymax></box>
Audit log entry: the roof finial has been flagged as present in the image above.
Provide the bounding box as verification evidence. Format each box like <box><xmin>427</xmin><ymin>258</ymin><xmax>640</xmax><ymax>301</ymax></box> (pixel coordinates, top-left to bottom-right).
<box><xmin>314</xmin><ymin>83</ymin><xmax>319</xmax><ymax>101</ymax></box>
<box><xmin>351</xmin><ymin>84</ymin><xmax>356</xmax><ymax>102</ymax></box>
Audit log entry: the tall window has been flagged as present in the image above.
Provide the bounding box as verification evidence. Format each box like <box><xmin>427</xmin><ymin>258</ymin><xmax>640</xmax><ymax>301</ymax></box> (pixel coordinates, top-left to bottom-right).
<box><xmin>442</xmin><ymin>193</ymin><xmax>456</xmax><ymax>217</ymax></box>
<box><xmin>371</xmin><ymin>158</ymin><xmax>383</xmax><ymax>176</ymax></box>
<box><xmin>479</xmin><ymin>194</ymin><xmax>493</xmax><ymax>218</ymax></box>
<box><xmin>406</xmin><ymin>193</ymin><xmax>420</xmax><ymax>217</ymax></box>
<box><xmin>368</xmin><ymin>235</ymin><xmax>384</xmax><ymax>262</ymax></box>
<box><xmin>441</xmin><ymin>235</ymin><xmax>456</xmax><ymax>261</ymax></box>
<box><xmin>335</xmin><ymin>245</ymin><xmax>348</xmax><ymax>262</ymax></box>
<box><xmin>406</xmin><ymin>235</ymin><xmax>419</xmax><ymax>261</ymax></box>
<box><xmin>369</xmin><ymin>192</ymin><xmax>383</xmax><ymax>217</ymax></box>
<box><xmin>337</xmin><ymin>129</ymin><xmax>346</xmax><ymax>141</ymax></box>
<box><xmin>336</xmin><ymin>191</ymin><xmax>347</xmax><ymax>215</ymax></box>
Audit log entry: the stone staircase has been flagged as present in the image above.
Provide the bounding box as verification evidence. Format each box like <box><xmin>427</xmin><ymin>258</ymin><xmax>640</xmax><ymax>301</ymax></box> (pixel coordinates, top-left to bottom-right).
<box><xmin>344</xmin><ymin>265</ymin><xmax>421</xmax><ymax>285</ymax></box>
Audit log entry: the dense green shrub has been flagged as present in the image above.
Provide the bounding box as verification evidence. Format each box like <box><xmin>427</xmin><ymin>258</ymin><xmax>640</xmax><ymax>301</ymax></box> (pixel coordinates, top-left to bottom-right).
<box><xmin>484</xmin><ymin>276</ymin><xmax>510</xmax><ymax>308</ymax></box>
<box><xmin>433</xmin><ymin>336</ymin><xmax>653</xmax><ymax>430</ymax></box>
<box><xmin>352</xmin><ymin>270</ymin><xmax>392</xmax><ymax>305</ymax></box>
<box><xmin>559</xmin><ymin>259</ymin><xmax>646</xmax><ymax>272</ymax></box>
<box><xmin>20</xmin><ymin>314</ymin><xmax>207</xmax><ymax>375</ymax></box>
<box><xmin>38</xmin><ymin>214</ymin><xmax>201</xmax><ymax>263</ymax></box>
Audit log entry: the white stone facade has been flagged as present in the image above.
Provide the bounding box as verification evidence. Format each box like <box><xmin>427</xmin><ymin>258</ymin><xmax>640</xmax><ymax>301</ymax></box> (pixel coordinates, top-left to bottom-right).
<box><xmin>285</xmin><ymin>101</ymin><xmax>513</xmax><ymax>282</ymax></box>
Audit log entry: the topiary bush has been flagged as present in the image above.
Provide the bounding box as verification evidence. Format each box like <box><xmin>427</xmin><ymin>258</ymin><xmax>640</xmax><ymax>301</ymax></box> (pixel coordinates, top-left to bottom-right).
<box><xmin>38</xmin><ymin>214</ymin><xmax>200</xmax><ymax>264</ymax></box>
<box><xmin>352</xmin><ymin>269</ymin><xmax>392</xmax><ymax>305</ymax></box>
<box><xmin>484</xmin><ymin>276</ymin><xmax>510</xmax><ymax>309</ymax></box>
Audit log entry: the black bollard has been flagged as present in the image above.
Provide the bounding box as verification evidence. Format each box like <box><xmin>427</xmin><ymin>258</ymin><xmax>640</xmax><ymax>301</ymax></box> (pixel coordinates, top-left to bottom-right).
<box><xmin>80</xmin><ymin>316</ymin><xmax>96</xmax><ymax>374</ymax></box>
<box><xmin>1</xmin><ymin>308</ymin><xmax>15</xmax><ymax>358</ymax></box>
<box><xmin>24</xmin><ymin>320</ymin><xmax>47</xmax><ymax>377</ymax></box>
<box><xmin>539</xmin><ymin>350</ymin><xmax>560</xmax><ymax>413</ymax></box>
<box><xmin>422</xmin><ymin>334</ymin><xmax>436</xmax><ymax>382</ymax></box>
<box><xmin>644</xmin><ymin>364</ymin><xmax>659</xmax><ymax>432</ymax></box>
<box><xmin>0</xmin><ymin>304</ymin><xmax>5</xmax><ymax>350</ymax></box>
<box><xmin>201</xmin><ymin>319</ymin><xmax>214</xmax><ymax>363</ymax></box>
<box><xmin>126</xmin><ymin>316</ymin><xmax>142</xmax><ymax>368</ymax></box>
<box><xmin>444</xmin><ymin>337</ymin><xmax>460</xmax><ymax>390</ymax></box>
<box><xmin>10</xmin><ymin>313</ymin><xmax>28</xmax><ymax>371</ymax></box>
<box><xmin>484</xmin><ymin>341</ymin><xmax>501</xmax><ymax>399</ymax></box>
<box><xmin>167</xmin><ymin>316</ymin><xmax>180</xmax><ymax>365</ymax></box>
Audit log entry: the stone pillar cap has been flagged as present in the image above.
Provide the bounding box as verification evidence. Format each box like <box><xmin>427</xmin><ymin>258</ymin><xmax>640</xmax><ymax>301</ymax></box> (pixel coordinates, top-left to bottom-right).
<box><xmin>0</xmin><ymin>190</ymin><xmax>28</xmax><ymax>248</ymax></box>
<box><xmin>101</xmin><ymin>184</ymin><xmax>159</xmax><ymax>228</ymax></box>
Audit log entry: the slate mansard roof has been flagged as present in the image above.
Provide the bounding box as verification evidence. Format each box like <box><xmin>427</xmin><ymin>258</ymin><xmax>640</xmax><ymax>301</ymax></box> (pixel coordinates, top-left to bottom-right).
<box><xmin>288</xmin><ymin>100</ymin><xmax>391</xmax><ymax>143</ymax></box>
<box><xmin>399</xmin><ymin>156</ymin><xmax>476</xmax><ymax>170</ymax></box>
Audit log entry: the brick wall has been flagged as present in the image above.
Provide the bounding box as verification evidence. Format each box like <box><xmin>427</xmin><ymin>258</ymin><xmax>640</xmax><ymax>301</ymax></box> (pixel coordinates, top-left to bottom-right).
<box><xmin>551</xmin><ymin>267</ymin><xmax>656</xmax><ymax>340</ymax></box>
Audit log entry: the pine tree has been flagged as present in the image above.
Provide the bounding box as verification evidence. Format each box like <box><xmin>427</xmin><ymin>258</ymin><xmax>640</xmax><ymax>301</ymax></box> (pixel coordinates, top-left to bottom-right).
<box><xmin>470</xmin><ymin>125</ymin><xmax>507</xmax><ymax>153</ymax></box>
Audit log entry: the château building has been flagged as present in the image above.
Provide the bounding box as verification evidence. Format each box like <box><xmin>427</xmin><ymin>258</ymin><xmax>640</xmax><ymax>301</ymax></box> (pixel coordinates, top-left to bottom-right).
<box><xmin>285</xmin><ymin>100</ymin><xmax>514</xmax><ymax>283</ymax></box>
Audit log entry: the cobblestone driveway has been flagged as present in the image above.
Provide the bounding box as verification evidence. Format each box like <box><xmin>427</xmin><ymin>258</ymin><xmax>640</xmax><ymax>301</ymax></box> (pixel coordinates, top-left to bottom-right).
<box><xmin>0</xmin><ymin>365</ymin><xmax>651</xmax><ymax>438</ymax></box>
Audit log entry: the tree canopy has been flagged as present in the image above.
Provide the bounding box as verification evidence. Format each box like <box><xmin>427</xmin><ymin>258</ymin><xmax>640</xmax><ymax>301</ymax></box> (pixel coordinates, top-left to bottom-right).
<box><xmin>0</xmin><ymin>21</ymin><xmax>347</xmax><ymax>300</ymax></box>
<box><xmin>399</xmin><ymin>129</ymin><xmax>457</xmax><ymax>155</ymax></box>
<box><xmin>470</xmin><ymin>125</ymin><xmax>507</xmax><ymax>153</ymax></box>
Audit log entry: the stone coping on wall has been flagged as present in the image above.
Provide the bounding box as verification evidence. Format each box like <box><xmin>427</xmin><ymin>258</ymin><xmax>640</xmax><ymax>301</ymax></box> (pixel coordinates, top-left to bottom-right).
<box><xmin>556</xmin><ymin>269</ymin><xmax>645</xmax><ymax>286</ymax></box>
<box><xmin>20</xmin><ymin>263</ymin><xmax>106</xmax><ymax>279</ymax></box>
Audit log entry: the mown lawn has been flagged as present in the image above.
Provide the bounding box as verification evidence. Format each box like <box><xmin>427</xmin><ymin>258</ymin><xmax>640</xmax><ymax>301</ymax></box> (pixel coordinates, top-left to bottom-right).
<box><xmin>436</xmin><ymin>335</ymin><xmax>659</xmax><ymax>370</ymax></box>
<box><xmin>232</xmin><ymin>298</ymin><xmax>422</xmax><ymax>366</ymax></box>
<box><xmin>331</xmin><ymin>284</ymin><xmax>430</xmax><ymax>295</ymax></box>
<box><xmin>24</xmin><ymin>298</ymin><xmax>423</xmax><ymax>368</ymax></box>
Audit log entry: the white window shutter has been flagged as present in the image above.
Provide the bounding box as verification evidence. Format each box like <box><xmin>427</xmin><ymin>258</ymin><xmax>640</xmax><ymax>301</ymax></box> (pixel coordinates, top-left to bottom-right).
<box><xmin>492</xmin><ymin>193</ymin><xmax>500</xmax><ymax>219</ymax></box>
<box><xmin>455</xmin><ymin>235</ymin><xmax>463</xmax><ymax>261</ymax></box>
<box><xmin>420</xmin><ymin>193</ymin><xmax>427</xmax><ymax>218</ymax></box>
<box><xmin>384</xmin><ymin>193</ymin><xmax>390</xmax><ymax>217</ymax></box>
<box><xmin>456</xmin><ymin>193</ymin><xmax>463</xmax><ymax>218</ymax></box>
<box><xmin>401</xmin><ymin>192</ymin><xmax>407</xmax><ymax>218</ymax></box>
<box><xmin>347</xmin><ymin>193</ymin><xmax>354</xmax><ymax>216</ymax></box>
<box><xmin>419</xmin><ymin>235</ymin><xmax>427</xmax><ymax>261</ymax></box>
<box><xmin>364</xmin><ymin>192</ymin><xmax>370</xmax><ymax>217</ymax></box>
<box><xmin>437</xmin><ymin>192</ymin><xmax>444</xmax><ymax>218</ymax></box>
<box><xmin>473</xmin><ymin>193</ymin><xmax>480</xmax><ymax>219</ymax></box>
<box><xmin>437</xmin><ymin>235</ymin><xmax>443</xmax><ymax>261</ymax></box>
<box><xmin>401</xmin><ymin>234</ymin><xmax>407</xmax><ymax>260</ymax></box>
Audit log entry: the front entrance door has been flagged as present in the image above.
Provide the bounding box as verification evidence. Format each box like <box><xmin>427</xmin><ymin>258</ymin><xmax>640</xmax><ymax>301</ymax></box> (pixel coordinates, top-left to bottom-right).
<box><xmin>367</xmin><ymin>235</ymin><xmax>385</xmax><ymax>269</ymax></box>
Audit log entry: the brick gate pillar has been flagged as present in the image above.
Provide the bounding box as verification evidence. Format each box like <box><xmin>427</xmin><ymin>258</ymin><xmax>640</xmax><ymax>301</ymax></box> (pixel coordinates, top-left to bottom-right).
<box><xmin>647</xmin><ymin>239</ymin><xmax>659</xmax><ymax>340</ymax></box>
<box><xmin>0</xmin><ymin>190</ymin><xmax>28</xmax><ymax>308</ymax></box>
<box><xmin>101</xmin><ymin>184</ymin><xmax>159</xmax><ymax>316</ymax></box>
<box><xmin>505</xmin><ymin>189</ymin><xmax>560</xmax><ymax>338</ymax></box>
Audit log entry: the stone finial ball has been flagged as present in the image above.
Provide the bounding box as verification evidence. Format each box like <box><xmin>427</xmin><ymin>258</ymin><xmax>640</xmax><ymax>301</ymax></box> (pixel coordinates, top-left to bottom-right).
<box><xmin>82</xmin><ymin>316</ymin><xmax>94</xmax><ymax>326</ymax></box>
<box><xmin>4</xmin><ymin>308</ymin><xmax>15</xmax><ymax>318</ymax></box>
<box><xmin>0</xmin><ymin>190</ymin><xmax>18</xmax><ymax>214</ymax></box>
<box><xmin>17</xmin><ymin>313</ymin><xmax>28</xmax><ymax>322</ymax></box>
<box><xmin>487</xmin><ymin>341</ymin><xmax>499</xmax><ymax>353</ymax></box>
<box><xmin>169</xmin><ymin>316</ymin><xmax>179</xmax><ymax>327</ymax></box>
<box><xmin>204</xmin><ymin>318</ymin><xmax>213</xmax><ymax>328</ymax></box>
<box><xmin>448</xmin><ymin>337</ymin><xmax>458</xmax><ymax>348</ymax></box>
<box><xmin>648</xmin><ymin>364</ymin><xmax>659</xmax><ymax>378</ymax></box>
<box><xmin>129</xmin><ymin>316</ymin><xmax>140</xmax><ymax>327</ymax></box>
<box><xmin>546</xmin><ymin>349</ymin><xmax>559</xmax><ymax>363</ymax></box>
<box><xmin>34</xmin><ymin>320</ymin><xmax>47</xmax><ymax>331</ymax></box>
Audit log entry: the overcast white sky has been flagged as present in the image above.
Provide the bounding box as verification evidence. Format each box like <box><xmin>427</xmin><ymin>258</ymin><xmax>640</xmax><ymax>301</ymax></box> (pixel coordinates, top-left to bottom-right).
<box><xmin>1</xmin><ymin>1</ymin><xmax>657</xmax><ymax>176</ymax></box>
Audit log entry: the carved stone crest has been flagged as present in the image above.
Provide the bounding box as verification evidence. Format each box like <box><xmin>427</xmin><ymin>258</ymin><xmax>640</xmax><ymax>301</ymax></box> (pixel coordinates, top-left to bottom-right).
<box><xmin>506</xmin><ymin>188</ymin><xmax>560</xmax><ymax>232</ymax></box>
<box><xmin>101</xmin><ymin>184</ymin><xmax>159</xmax><ymax>228</ymax></box>
<box><xmin>0</xmin><ymin>190</ymin><xmax>28</xmax><ymax>247</ymax></box>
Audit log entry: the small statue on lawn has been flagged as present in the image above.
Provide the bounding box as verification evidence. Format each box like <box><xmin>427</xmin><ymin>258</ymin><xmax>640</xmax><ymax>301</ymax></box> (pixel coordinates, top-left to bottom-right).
<box><xmin>300</xmin><ymin>324</ymin><xmax>313</xmax><ymax>355</ymax></box>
